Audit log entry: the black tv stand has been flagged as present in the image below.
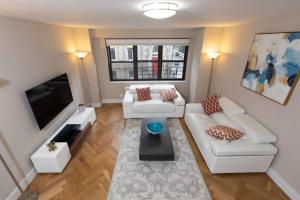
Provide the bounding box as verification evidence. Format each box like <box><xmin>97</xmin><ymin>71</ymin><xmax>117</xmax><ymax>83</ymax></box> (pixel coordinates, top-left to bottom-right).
<box><xmin>51</xmin><ymin>123</ymin><xmax>91</xmax><ymax>156</ymax></box>
<box><xmin>51</xmin><ymin>124</ymin><xmax>81</xmax><ymax>146</ymax></box>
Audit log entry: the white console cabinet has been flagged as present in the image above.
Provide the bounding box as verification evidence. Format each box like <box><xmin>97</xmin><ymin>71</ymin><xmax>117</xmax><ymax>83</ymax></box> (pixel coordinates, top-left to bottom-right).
<box><xmin>31</xmin><ymin>143</ymin><xmax>71</xmax><ymax>173</ymax></box>
<box><xmin>31</xmin><ymin>107</ymin><xmax>96</xmax><ymax>173</ymax></box>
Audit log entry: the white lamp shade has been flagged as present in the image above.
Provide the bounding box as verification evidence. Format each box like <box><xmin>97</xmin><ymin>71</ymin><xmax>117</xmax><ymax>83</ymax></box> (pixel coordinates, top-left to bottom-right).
<box><xmin>143</xmin><ymin>2</ymin><xmax>178</xmax><ymax>19</ymax></box>
<box><xmin>207</xmin><ymin>52</ymin><xmax>221</xmax><ymax>59</ymax></box>
<box><xmin>75</xmin><ymin>51</ymin><xmax>89</xmax><ymax>58</ymax></box>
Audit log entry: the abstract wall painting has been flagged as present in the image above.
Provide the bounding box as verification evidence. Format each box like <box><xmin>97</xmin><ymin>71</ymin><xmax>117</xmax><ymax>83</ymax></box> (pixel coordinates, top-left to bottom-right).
<box><xmin>241</xmin><ymin>32</ymin><xmax>300</xmax><ymax>105</ymax></box>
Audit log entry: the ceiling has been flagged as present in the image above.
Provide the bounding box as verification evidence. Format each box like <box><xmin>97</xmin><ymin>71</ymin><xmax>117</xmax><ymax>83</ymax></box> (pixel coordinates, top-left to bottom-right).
<box><xmin>0</xmin><ymin>0</ymin><xmax>299</xmax><ymax>29</ymax></box>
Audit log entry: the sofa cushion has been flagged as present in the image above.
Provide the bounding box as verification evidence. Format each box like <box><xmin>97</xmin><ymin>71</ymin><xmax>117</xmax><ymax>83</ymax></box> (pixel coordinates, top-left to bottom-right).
<box><xmin>136</xmin><ymin>87</ymin><xmax>151</xmax><ymax>101</ymax></box>
<box><xmin>185</xmin><ymin>103</ymin><xmax>205</xmax><ymax>113</ymax></box>
<box><xmin>201</xmin><ymin>95</ymin><xmax>223</xmax><ymax>115</ymax></box>
<box><xmin>206</xmin><ymin>125</ymin><xmax>243</xmax><ymax>141</ymax></box>
<box><xmin>185</xmin><ymin>112</ymin><xmax>219</xmax><ymax>149</ymax></box>
<box><xmin>231</xmin><ymin>114</ymin><xmax>277</xmax><ymax>143</ymax></box>
<box><xmin>160</xmin><ymin>88</ymin><xmax>178</xmax><ymax>101</ymax></box>
<box><xmin>219</xmin><ymin>97</ymin><xmax>246</xmax><ymax>116</ymax></box>
<box><xmin>210</xmin><ymin>138</ymin><xmax>278</xmax><ymax>156</ymax></box>
<box><xmin>132</xmin><ymin>99</ymin><xmax>175</xmax><ymax>113</ymax></box>
<box><xmin>210</xmin><ymin>112</ymin><xmax>245</xmax><ymax>132</ymax></box>
<box><xmin>151</xmin><ymin>84</ymin><xmax>175</xmax><ymax>93</ymax></box>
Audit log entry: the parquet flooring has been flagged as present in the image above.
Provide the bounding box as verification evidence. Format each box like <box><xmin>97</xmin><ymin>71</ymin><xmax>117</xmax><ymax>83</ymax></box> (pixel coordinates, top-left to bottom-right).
<box><xmin>26</xmin><ymin>104</ymin><xmax>289</xmax><ymax>200</ymax></box>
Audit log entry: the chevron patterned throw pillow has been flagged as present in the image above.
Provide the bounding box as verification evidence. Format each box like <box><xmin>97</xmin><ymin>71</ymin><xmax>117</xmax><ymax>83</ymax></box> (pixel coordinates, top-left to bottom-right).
<box><xmin>201</xmin><ymin>95</ymin><xmax>223</xmax><ymax>115</ymax></box>
<box><xmin>160</xmin><ymin>88</ymin><xmax>178</xmax><ymax>102</ymax></box>
<box><xmin>136</xmin><ymin>87</ymin><xmax>152</xmax><ymax>101</ymax></box>
<box><xmin>206</xmin><ymin>125</ymin><xmax>243</xmax><ymax>141</ymax></box>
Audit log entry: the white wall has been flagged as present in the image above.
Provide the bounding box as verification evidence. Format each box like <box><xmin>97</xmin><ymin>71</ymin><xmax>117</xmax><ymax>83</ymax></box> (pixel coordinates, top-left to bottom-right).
<box><xmin>0</xmin><ymin>16</ymin><xmax>84</xmax><ymax>199</ymax></box>
<box><xmin>189</xmin><ymin>27</ymin><xmax>224</xmax><ymax>102</ymax></box>
<box><xmin>212</xmin><ymin>13</ymin><xmax>300</xmax><ymax>198</ymax></box>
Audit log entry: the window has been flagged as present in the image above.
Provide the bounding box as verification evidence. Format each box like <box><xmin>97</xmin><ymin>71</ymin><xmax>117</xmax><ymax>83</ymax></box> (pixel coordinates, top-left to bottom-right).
<box><xmin>106</xmin><ymin>39</ymin><xmax>189</xmax><ymax>81</ymax></box>
<box><xmin>162</xmin><ymin>45</ymin><xmax>186</xmax><ymax>79</ymax></box>
<box><xmin>137</xmin><ymin>45</ymin><xmax>159</xmax><ymax>80</ymax></box>
<box><xmin>107</xmin><ymin>45</ymin><xmax>134</xmax><ymax>80</ymax></box>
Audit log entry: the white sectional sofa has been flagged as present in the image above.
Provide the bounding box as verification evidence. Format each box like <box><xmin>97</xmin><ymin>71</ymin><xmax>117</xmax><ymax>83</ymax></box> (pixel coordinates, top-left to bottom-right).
<box><xmin>123</xmin><ymin>84</ymin><xmax>185</xmax><ymax>119</ymax></box>
<box><xmin>185</xmin><ymin>97</ymin><xmax>278</xmax><ymax>174</ymax></box>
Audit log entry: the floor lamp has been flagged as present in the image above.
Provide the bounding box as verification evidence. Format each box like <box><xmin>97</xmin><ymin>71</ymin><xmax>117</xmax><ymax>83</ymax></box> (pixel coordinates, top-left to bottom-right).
<box><xmin>206</xmin><ymin>52</ymin><xmax>221</xmax><ymax>97</ymax></box>
<box><xmin>75</xmin><ymin>51</ymin><xmax>92</xmax><ymax>107</ymax></box>
<box><xmin>0</xmin><ymin>153</ymin><xmax>38</xmax><ymax>200</ymax></box>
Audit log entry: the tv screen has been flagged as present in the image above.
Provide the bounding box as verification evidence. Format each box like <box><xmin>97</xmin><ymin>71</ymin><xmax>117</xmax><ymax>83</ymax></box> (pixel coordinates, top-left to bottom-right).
<box><xmin>25</xmin><ymin>73</ymin><xmax>73</xmax><ymax>129</ymax></box>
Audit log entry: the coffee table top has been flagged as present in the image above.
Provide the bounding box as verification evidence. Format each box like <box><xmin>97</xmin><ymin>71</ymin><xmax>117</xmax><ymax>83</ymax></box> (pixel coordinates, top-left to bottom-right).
<box><xmin>139</xmin><ymin>118</ymin><xmax>174</xmax><ymax>161</ymax></box>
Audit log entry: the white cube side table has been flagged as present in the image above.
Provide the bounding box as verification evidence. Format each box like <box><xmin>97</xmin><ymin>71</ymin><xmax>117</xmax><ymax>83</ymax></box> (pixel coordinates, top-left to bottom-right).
<box><xmin>31</xmin><ymin>142</ymin><xmax>71</xmax><ymax>173</ymax></box>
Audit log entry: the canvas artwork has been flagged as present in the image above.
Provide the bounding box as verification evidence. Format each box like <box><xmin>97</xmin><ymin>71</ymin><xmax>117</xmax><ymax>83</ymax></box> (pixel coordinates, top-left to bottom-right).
<box><xmin>241</xmin><ymin>32</ymin><xmax>300</xmax><ymax>105</ymax></box>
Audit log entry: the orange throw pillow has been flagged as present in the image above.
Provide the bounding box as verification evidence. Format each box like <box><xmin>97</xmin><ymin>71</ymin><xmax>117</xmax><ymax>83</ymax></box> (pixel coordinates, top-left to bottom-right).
<box><xmin>201</xmin><ymin>95</ymin><xmax>223</xmax><ymax>115</ymax></box>
<box><xmin>206</xmin><ymin>125</ymin><xmax>243</xmax><ymax>141</ymax></box>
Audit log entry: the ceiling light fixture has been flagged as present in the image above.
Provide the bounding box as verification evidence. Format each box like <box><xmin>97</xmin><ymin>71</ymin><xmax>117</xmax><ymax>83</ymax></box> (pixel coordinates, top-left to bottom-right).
<box><xmin>143</xmin><ymin>2</ymin><xmax>178</xmax><ymax>19</ymax></box>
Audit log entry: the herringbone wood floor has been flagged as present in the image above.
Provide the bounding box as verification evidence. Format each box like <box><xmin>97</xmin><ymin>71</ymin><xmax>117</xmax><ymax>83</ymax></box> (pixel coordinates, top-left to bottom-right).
<box><xmin>27</xmin><ymin>104</ymin><xmax>289</xmax><ymax>200</ymax></box>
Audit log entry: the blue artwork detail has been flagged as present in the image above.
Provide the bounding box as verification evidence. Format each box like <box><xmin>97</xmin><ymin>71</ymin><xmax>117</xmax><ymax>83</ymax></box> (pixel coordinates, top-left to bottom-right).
<box><xmin>288</xmin><ymin>32</ymin><xmax>300</xmax><ymax>42</ymax></box>
<box><xmin>283</xmin><ymin>62</ymin><xmax>299</xmax><ymax>77</ymax></box>
<box><xmin>288</xmin><ymin>74</ymin><xmax>297</xmax><ymax>87</ymax></box>
<box><xmin>243</xmin><ymin>69</ymin><xmax>260</xmax><ymax>81</ymax></box>
<box><xmin>258</xmin><ymin>69</ymin><xmax>267</xmax><ymax>84</ymax></box>
<box><xmin>285</xmin><ymin>48</ymin><xmax>300</xmax><ymax>67</ymax></box>
<box><xmin>266</xmin><ymin>53</ymin><xmax>276</xmax><ymax>64</ymax></box>
<box><xmin>282</xmin><ymin>48</ymin><xmax>300</xmax><ymax>87</ymax></box>
<box><xmin>266</xmin><ymin>53</ymin><xmax>276</xmax><ymax>84</ymax></box>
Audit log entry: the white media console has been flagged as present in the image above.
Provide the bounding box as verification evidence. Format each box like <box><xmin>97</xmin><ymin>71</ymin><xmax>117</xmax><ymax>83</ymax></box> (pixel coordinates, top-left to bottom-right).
<box><xmin>31</xmin><ymin>107</ymin><xmax>96</xmax><ymax>173</ymax></box>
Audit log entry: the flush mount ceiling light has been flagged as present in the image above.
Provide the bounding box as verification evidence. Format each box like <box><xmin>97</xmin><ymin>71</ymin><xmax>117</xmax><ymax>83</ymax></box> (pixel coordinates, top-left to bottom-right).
<box><xmin>143</xmin><ymin>2</ymin><xmax>178</xmax><ymax>19</ymax></box>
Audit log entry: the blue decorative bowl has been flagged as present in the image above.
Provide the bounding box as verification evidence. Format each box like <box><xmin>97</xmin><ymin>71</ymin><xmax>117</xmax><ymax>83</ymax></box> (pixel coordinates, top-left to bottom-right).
<box><xmin>146</xmin><ymin>121</ymin><xmax>165</xmax><ymax>135</ymax></box>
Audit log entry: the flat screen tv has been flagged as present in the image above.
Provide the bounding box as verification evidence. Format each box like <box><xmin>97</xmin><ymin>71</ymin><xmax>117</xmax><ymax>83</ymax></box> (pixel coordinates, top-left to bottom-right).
<box><xmin>25</xmin><ymin>73</ymin><xmax>73</xmax><ymax>129</ymax></box>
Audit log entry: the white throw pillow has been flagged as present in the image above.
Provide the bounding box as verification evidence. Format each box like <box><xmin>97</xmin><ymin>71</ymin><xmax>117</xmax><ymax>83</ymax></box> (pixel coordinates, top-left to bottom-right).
<box><xmin>219</xmin><ymin>97</ymin><xmax>245</xmax><ymax>117</ymax></box>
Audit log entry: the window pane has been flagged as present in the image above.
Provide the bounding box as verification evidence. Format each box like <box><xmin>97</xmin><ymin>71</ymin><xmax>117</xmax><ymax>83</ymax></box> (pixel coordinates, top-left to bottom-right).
<box><xmin>138</xmin><ymin>45</ymin><xmax>159</xmax><ymax>60</ymax></box>
<box><xmin>111</xmin><ymin>63</ymin><xmax>134</xmax><ymax>80</ymax></box>
<box><xmin>109</xmin><ymin>45</ymin><xmax>133</xmax><ymax>61</ymax></box>
<box><xmin>163</xmin><ymin>45</ymin><xmax>185</xmax><ymax>60</ymax></box>
<box><xmin>162</xmin><ymin>62</ymin><xmax>184</xmax><ymax>79</ymax></box>
<box><xmin>138</xmin><ymin>62</ymin><xmax>158</xmax><ymax>80</ymax></box>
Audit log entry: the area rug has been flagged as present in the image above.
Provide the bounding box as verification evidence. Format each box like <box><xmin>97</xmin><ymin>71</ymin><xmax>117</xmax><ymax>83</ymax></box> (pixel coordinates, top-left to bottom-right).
<box><xmin>107</xmin><ymin>119</ymin><xmax>211</xmax><ymax>200</ymax></box>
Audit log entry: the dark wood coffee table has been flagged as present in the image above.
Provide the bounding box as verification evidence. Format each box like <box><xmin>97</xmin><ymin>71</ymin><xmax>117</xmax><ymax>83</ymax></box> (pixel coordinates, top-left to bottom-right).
<box><xmin>139</xmin><ymin>118</ymin><xmax>174</xmax><ymax>161</ymax></box>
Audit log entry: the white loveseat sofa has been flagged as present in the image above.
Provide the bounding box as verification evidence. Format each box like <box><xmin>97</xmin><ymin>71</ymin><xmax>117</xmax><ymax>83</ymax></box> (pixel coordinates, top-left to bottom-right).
<box><xmin>123</xmin><ymin>84</ymin><xmax>185</xmax><ymax>119</ymax></box>
<box><xmin>185</xmin><ymin>97</ymin><xmax>278</xmax><ymax>174</ymax></box>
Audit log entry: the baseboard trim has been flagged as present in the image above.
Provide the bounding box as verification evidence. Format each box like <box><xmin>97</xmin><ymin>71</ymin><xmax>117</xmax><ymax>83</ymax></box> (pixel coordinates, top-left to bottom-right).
<box><xmin>267</xmin><ymin>168</ymin><xmax>300</xmax><ymax>200</ymax></box>
<box><xmin>6</xmin><ymin>168</ymin><xmax>37</xmax><ymax>200</ymax></box>
<box><xmin>91</xmin><ymin>102</ymin><xmax>102</xmax><ymax>107</ymax></box>
<box><xmin>102</xmin><ymin>99</ymin><xmax>122</xmax><ymax>103</ymax></box>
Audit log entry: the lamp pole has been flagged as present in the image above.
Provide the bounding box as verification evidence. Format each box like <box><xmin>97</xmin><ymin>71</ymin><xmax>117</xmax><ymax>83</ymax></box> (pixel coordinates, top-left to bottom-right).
<box><xmin>75</xmin><ymin>51</ymin><xmax>92</xmax><ymax>107</ymax></box>
<box><xmin>80</xmin><ymin>57</ymin><xmax>92</xmax><ymax>107</ymax></box>
<box><xmin>0</xmin><ymin>153</ymin><xmax>38</xmax><ymax>200</ymax></box>
<box><xmin>207</xmin><ymin>58</ymin><xmax>215</xmax><ymax>97</ymax></box>
<box><xmin>206</xmin><ymin>52</ymin><xmax>221</xmax><ymax>97</ymax></box>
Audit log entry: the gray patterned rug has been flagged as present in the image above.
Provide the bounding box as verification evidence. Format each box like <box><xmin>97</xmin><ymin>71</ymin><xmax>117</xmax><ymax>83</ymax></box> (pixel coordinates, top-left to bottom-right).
<box><xmin>108</xmin><ymin>119</ymin><xmax>211</xmax><ymax>200</ymax></box>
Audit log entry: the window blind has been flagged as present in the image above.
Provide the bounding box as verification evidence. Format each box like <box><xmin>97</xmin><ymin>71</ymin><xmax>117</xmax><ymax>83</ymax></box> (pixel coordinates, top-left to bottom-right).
<box><xmin>105</xmin><ymin>38</ymin><xmax>190</xmax><ymax>46</ymax></box>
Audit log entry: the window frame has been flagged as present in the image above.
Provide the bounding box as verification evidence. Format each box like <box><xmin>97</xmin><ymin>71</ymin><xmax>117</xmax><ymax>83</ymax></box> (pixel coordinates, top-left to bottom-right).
<box><xmin>106</xmin><ymin>39</ymin><xmax>189</xmax><ymax>81</ymax></box>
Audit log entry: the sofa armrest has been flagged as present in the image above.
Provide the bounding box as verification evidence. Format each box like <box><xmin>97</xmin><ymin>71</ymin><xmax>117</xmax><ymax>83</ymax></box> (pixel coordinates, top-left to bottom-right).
<box><xmin>185</xmin><ymin>103</ymin><xmax>204</xmax><ymax>114</ymax></box>
<box><xmin>123</xmin><ymin>91</ymin><xmax>134</xmax><ymax>106</ymax></box>
<box><xmin>174</xmin><ymin>91</ymin><xmax>185</xmax><ymax>106</ymax></box>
